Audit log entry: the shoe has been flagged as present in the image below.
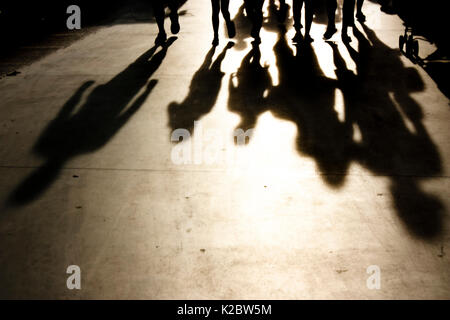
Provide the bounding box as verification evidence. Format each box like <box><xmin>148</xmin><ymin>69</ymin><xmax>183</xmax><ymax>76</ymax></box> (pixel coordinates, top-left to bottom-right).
<box><xmin>251</xmin><ymin>28</ymin><xmax>261</xmax><ymax>43</ymax></box>
<box><xmin>251</xmin><ymin>36</ymin><xmax>261</xmax><ymax>45</ymax></box>
<box><xmin>155</xmin><ymin>32</ymin><xmax>167</xmax><ymax>45</ymax></box>
<box><xmin>294</xmin><ymin>22</ymin><xmax>303</xmax><ymax>31</ymax></box>
<box><xmin>341</xmin><ymin>33</ymin><xmax>352</xmax><ymax>43</ymax></box>
<box><xmin>292</xmin><ymin>32</ymin><xmax>302</xmax><ymax>44</ymax></box>
<box><xmin>170</xmin><ymin>13</ymin><xmax>180</xmax><ymax>34</ymax></box>
<box><xmin>226</xmin><ymin>41</ymin><xmax>235</xmax><ymax>49</ymax></box>
<box><xmin>356</xmin><ymin>12</ymin><xmax>366</xmax><ymax>22</ymax></box>
<box><xmin>227</xmin><ymin>20</ymin><xmax>236</xmax><ymax>38</ymax></box>
<box><xmin>304</xmin><ymin>34</ymin><xmax>314</xmax><ymax>43</ymax></box>
<box><xmin>323</xmin><ymin>27</ymin><xmax>337</xmax><ymax>40</ymax></box>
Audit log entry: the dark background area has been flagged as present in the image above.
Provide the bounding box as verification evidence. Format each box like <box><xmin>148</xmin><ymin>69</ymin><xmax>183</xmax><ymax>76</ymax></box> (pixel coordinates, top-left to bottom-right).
<box><xmin>0</xmin><ymin>0</ymin><xmax>448</xmax><ymax>95</ymax></box>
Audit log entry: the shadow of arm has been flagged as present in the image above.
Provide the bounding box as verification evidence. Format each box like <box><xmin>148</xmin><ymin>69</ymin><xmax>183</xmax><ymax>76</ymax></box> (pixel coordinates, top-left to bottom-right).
<box><xmin>56</xmin><ymin>80</ymin><xmax>95</xmax><ymax>119</ymax></box>
<box><xmin>115</xmin><ymin>79</ymin><xmax>158</xmax><ymax>126</ymax></box>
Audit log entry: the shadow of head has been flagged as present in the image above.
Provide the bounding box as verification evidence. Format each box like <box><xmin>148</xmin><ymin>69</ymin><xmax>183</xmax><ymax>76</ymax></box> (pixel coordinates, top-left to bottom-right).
<box><xmin>168</xmin><ymin>43</ymin><xmax>234</xmax><ymax>139</ymax></box>
<box><xmin>391</xmin><ymin>179</ymin><xmax>444</xmax><ymax>240</ymax></box>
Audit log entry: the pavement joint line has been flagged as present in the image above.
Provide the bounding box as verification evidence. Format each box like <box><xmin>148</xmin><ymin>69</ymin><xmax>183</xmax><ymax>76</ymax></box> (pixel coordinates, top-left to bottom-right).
<box><xmin>0</xmin><ymin>165</ymin><xmax>448</xmax><ymax>178</ymax></box>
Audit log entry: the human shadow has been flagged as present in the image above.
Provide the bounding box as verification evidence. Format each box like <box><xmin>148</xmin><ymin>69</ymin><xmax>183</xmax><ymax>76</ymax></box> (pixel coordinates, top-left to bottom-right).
<box><xmin>269</xmin><ymin>27</ymin><xmax>353</xmax><ymax>186</ymax></box>
<box><xmin>168</xmin><ymin>42</ymin><xmax>234</xmax><ymax>137</ymax></box>
<box><xmin>230</xmin><ymin>3</ymin><xmax>254</xmax><ymax>51</ymax></box>
<box><xmin>329</xmin><ymin>24</ymin><xmax>443</xmax><ymax>239</ymax></box>
<box><xmin>228</xmin><ymin>21</ymin><xmax>444</xmax><ymax>239</ymax></box>
<box><xmin>228</xmin><ymin>27</ymin><xmax>352</xmax><ymax>185</ymax></box>
<box><xmin>264</xmin><ymin>0</ymin><xmax>293</xmax><ymax>32</ymax></box>
<box><xmin>7</xmin><ymin>38</ymin><xmax>177</xmax><ymax>206</ymax></box>
<box><xmin>228</xmin><ymin>42</ymin><xmax>272</xmax><ymax>133</ymax></box>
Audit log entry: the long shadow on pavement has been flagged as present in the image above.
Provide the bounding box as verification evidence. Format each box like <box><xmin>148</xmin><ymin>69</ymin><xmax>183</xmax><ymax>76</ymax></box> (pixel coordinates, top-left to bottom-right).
<box><xmin>7</xmin><ymin>38</ymin><xmax>177</xmax><ymax>206</ymax></box>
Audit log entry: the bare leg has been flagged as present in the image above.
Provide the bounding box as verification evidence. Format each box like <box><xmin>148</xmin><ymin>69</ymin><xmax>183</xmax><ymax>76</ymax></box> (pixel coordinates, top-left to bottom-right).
<box><xmin>356</xmin><ymin>0</ymin><xmax>366</xmax><ymax>21</ymax></box>
<box><xmin>278</xmin><ymin>0</ymin><xmax>288</xmax><ymax>23</ymax></box>
<box><xmin>221</xmin><ymin>0</ymin><xmax>236</xmax><ymax>38</ymax></box>
<box><xmin>152</xmin><ymin>0</ymin><xmax>167</xmax><ymax>44</ymax></box>
<box><xmin>211</xmin><ymin>0</ymin><xmax>220</xmax><ymax>45</ymax></box>
<box><xmin>304</xmin><ymin>0</ymin><xmax>313</xmax><ymax>40</ymax></box>
<box><xmin>253</xmin><ymin>0</ymin><xmax>264</xmax><ymax>42</ymax></box>
<box><xmin>167</xmin><ymin>0</ymin><xmax>180</xmax><ymax>34</ymax></box>
<box><xmin>293</xmin><ymin>0</ymin><xmax>303</xmax><ymax>32</ymax></box>
<box><xmin>244</xmin><ymin>0</ymin><xmax>264</xmax><ymax>43</ymax></box>
<box><xmin>342</xmin><ymin>0</ymin><xmax>355</xmax><ymax>42</ymax></box>
<box><xmin>323</xmin><ymin>0</ymin><xmax>337</xmax><ymax>39</ymax></box>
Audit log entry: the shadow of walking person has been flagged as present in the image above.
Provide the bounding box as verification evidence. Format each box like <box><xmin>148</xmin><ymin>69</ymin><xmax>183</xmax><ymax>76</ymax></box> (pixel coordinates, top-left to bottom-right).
<box><xmin>329</xmin><ymin>24</ymin><xmax>444</xmax><ymax>239</ymax></box>
<box><xmin>168</xmin><ymin>42</ymin><xmax>234</xmax><ymax>137</ymax></box>
<box><xmin>7</xmin><ymin>38</ymin><xmax>177</xmax><ymax>206</ymax></box>
<box><xmin>229</xmin><ymin>3</ymin><xmax>253</xmax><ymax>51</ymax></box>
<box><xmin>228</xmin><ymin>42</ymin><xmax>272</xmax><ymax>134</ymax></box>
<box><xmin>268</xmin><ymin>28</ymin><xmax>352</xmax><ymax>187</ymax></box>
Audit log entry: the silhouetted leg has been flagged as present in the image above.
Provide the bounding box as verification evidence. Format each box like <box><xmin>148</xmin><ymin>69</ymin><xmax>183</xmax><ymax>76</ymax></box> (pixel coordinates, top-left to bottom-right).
<box><xmin>293</xmin><ymin>0</ymin><xmax>303</xmax><ymax>32</ymax></box>
<box><xmin>293</xmin><ymin>0</ymin><xmax>313</xmax><ymax>43</ymax></box>
<box><xmin>278</xmin><ymin>0</ymin><xmax>288</xmax><ymax>22</ymax></box>
<box><xmin>211</xmin><ymin>0</ymin><xmax>220</xmax><ymax>45</ymax></box>
<box><xmin>252</xmin><ymin>0</ymin><xmax>264</xmax><ymax>43</ymax></box>
<box><xmin>324</xmin><ymin>0</ymin><xmax>337</xmax><ymax>39</ymax></box>
<box><xmin>244</xmin><ymin>0</ymin><xmax>264</xmax><ymax>43</ymax></box>
<box><xmin>152</xmin><ymin>0</ymin><xmax>167</xmax><ymax>44</ymax></box>
<box><xmin>221</xmin><ymin>0</ymin><xmax>236</xmax><ymax>38</ymax></box>
<box><xmin>243</xmin><ymin>0</ymin><xmax>253</xmax><ymax>25</ymax></box>
<box><xmin>167</xmin><ymin>0</ymin><xmax>180</xmax><ymax>34</ymax></box>
<box><xmin>304</xmin><ymin>0</ymin><xmax>313</xmax><ymax>41</ymax></box>
<box><xmin>342</xmin><ymin>0</ymin><xmax>355</xmax><ymax>42</ymax></box>
<box><xmin>356</xmin><ymin>0</ymin><xmax>366</xmax><ymax>21</ymax></box>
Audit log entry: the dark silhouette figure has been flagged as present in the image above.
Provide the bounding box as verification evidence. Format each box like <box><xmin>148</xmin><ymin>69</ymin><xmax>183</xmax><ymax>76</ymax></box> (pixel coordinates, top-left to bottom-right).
<box><xmin>292</xmin><ymin>0</ymin><xmax>314</xmax><ymax>43</ymax></box>
<box><xmin>324</xmin><ymin>0</ymin><xmax>356</xmax><ymax>42</ymax></box>
<box><xmin>263</xmin><ymin>0</ymin><xmax>293</xmax><ymax>35</ymax></box>
<box><xmin>243</xmin><ymin>0</ymin><xmax>266</xmax><ymax>44</ymax></box>
<box><xmin>356</xmin><ymin>0</ymin><xmax>366</xmax><ymax>22</ymax></box>
<box><xmin>276</xmin><ymin>0</ymin><xmax>289</xmax><ymax>23</ymax></box>
<box><xmin>168</xmin><ymin>42</ymin><xmax>234</xmax><ymax>136</ymax></box>
<box><xmin>211</xmin><ymin>0</ymin><xmax>236</xmax><ymax>46</ymax></box>
<box><xmin>152</xmin><ymin>0</ymin><xmax>181</xmax><ymax>44</ymax></box>
<box><xmin>228</xmin><ymin>26</ymin><xmax>352</xmax><ymax>185</ymax></box>
<box><xmin>268</xmin><ymin>28</ymin><xmax>352</xmax><ymax>186</ymax></box>
<box><xmin>228</xmin><ymin>43</ymin><xmax>273</xmax><ymax>133</ymax></box>
<box><xmin>8</xmin><ymin>38</ymin><xmax>177</xmax><ymax>206</ymax></box>
<box><xmin>328</xmin><ymin>24</ymin><xmax>443</xmax><ymax>239</ymax></box>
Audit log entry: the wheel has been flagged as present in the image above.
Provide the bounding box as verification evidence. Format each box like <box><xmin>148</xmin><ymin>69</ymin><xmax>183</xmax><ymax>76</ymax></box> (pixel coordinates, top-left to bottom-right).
<box><xmin>412</xmin><ymin>40</ymin><xmax>419</xmax><ymax>57</ymax></box>
<box><xmin>406</xmin><ymin>35</ymin><xmax>414</xmax><ymax>57</ymax></box>
<box><xmin>399</xmin><ymin>35</ymin><xmax>405</xmax><ymax>52</ymax></box>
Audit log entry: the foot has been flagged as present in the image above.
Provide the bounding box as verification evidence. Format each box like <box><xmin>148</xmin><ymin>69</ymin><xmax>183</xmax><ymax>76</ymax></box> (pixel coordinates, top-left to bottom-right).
<box><xmin>292</xmin><ymin>32</ymin><xmax>302</xmax><ymax>44</ymax></box>
<box><xmin>356</xmin><ymin>12</ymin><xmax>366</xmax><ymax>22</ymax></box>
<box><xmin>212</xmin><ymin>35</ymin><xmax>219</xmax><ymax>46</ymax></box>
<box><xmin>170</xmin><ymin>13</ymin><xmax>180</xmax><ymax>34</ymax></box>
<box><xmin>155</xmin><ymin>32</ymin><xmax>167</xmax><ymax>45</ymax></box>
<box><xmin>294</xmin><ymin>22</ymin><xmax>303</xmax><ymax>31</ymax></box>
<box><xmin>226</xmin><ymin>41</ymin><xmax>235</xmax><ymax>49</ymax></box>
<box><xmin>226</xmin><ymin>20</ymin><xmax>236</xmax><ymax>38</ymax></box>
<box><xmin>341</xmin><ymin>33</ymin><xmax>352</xmax><ymax>43</ymax></box>
<box><xmin>251</xmin><ymin>28</ymin><xmax>261</xmax><ymax>44</ymax></box>
<box><xmin>251</xmin><ymin>36</ymin><xmax>261</xmax><ymax>45</ymax></box>
<box><xmin>323</xmin><ymin>26</ymin><xmax>337</xmax><ymax>40</ymax></box>
<box><xmin>304</xmin><ymin>34</ymin><xmax>314</xmax><ymax>43</ymax></box>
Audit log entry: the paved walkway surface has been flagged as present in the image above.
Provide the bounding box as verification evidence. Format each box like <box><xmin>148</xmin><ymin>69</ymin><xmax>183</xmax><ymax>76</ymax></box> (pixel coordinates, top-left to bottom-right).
<box><xmin>0</xmin><ymin>0</ymin><xmax>449</xmax><ymax>299</ymax></box>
